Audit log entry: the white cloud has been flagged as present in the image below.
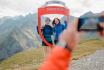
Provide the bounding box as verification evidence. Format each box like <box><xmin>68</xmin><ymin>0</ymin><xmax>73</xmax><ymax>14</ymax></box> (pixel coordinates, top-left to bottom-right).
<box><xmin>90</xmin><ymin>0</ymin><xmax>104</xmax><ymax>13</ymax></box>
<box><xmin>0</xmin><ymin>8</ymin><xmax>23</xmax><ymax>18</ymax></box>
<box><xmin>0</xmin><ymin>0</ymin><xmax>104</xmax><ymax>18</ymax></box>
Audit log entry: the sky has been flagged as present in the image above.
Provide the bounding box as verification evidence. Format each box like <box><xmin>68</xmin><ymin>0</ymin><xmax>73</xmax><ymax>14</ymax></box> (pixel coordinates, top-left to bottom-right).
<box><xmin>0</xmin><ymin>0</ymin><xmax>104</xmax><ymax>18</ymax></box>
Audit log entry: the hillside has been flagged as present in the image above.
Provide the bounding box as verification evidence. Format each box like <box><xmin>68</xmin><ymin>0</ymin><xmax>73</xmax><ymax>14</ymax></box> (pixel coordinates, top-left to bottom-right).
<box><xmin>0</xmin><ymin>14</ymin><xmax>41</xmax><ymax>61</ymax></box>
<box><xmin>0</xmin><ymin>39</ymin><xmax>104</xmax><ymax>70</ymax></box>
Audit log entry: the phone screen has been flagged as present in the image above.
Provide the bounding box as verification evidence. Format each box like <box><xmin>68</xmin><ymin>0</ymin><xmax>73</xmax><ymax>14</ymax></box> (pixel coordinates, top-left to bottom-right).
<box><xmin>77</xmin><ymin>17</ymin><xmax>104</xmax><ymax>32</ymax></box>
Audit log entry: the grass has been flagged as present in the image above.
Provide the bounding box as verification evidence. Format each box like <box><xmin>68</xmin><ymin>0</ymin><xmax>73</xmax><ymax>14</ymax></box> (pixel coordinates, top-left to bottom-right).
<box><xmin>73</xmin><ymin>39</ymin><xmax>104</xmax><ymax>59</ymax></box>
<box><xmin>0</xmin><ymin>39</ymin><xmax>104</xmax><ymax>70</ymax></box>
<box><xmin>0</xmin><ymin>48</ymin><xmax>44</xmax><ymax>70</ymax></box>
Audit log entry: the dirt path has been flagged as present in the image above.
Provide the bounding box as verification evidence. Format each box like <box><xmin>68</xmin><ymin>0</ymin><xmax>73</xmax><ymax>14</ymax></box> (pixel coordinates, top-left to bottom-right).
<box><xmin>70</xmin><ymin>50</ymin><xmax>104</xmax><ymax>70</ymax></box>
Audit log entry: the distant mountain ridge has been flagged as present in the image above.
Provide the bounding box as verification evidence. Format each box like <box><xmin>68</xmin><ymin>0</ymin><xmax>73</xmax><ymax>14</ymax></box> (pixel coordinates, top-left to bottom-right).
<box><xmin>80</xmin><ymin>11</ymin><xmax>103</xmax><ymax>18</ymax></box>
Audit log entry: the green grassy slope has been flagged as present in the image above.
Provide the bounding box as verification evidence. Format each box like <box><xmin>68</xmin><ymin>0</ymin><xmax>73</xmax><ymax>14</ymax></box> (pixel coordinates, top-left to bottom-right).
<box><xmin>0</xmin><ymin>39</ymin><xmax>104</xmax><ymax>70</ymax></box>
<box><xmin>73</xmin><ymin>39</ymin><xmax>104</xmax><ymax>59</ymax></box>
<box><xmin>0</xmin><ymin>48</ymin><xmax>44</xmax><ymax>70</ymax></box>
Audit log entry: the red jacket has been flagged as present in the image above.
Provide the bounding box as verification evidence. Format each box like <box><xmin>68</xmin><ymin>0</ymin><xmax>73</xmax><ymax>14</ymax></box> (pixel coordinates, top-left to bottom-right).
<box><xmin>39</xmin><ymin>47</ymin><xmax>72</xmax><ymax>70</ymax></box>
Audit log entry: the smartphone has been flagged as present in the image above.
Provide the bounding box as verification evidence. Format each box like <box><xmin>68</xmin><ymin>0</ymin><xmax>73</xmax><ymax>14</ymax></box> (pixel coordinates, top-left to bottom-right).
<box><xmin>77</xmin><ymin>16</ymin><xmax>104</xmax><ymax>32</ymax></box>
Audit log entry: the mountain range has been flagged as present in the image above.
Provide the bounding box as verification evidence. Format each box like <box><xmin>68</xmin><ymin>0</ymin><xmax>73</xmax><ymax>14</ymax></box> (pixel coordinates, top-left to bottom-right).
<box><xmin>0</xmin><ymin>11</ymin><xmax>103</xmax><ymax>61</ymax></box>
<box><xmin>0</xmin><ymin>13</ymin><xmax>41</xmax><ymax>61</ymax></box>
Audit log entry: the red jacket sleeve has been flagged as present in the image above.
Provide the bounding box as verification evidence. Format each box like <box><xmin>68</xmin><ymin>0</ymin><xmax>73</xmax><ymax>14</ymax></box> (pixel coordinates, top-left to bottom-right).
<box><xmin>39</xmin><ymin>47</ymin><xmax>72</xmax><ymax>70</ymax></box>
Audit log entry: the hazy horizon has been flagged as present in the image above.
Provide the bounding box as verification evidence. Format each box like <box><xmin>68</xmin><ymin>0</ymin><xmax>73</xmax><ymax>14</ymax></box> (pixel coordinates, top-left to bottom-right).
<box><xmin>0</xmin><ymin>0</ymin><xmax>104</xmax><ymax>18</ymax></box>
